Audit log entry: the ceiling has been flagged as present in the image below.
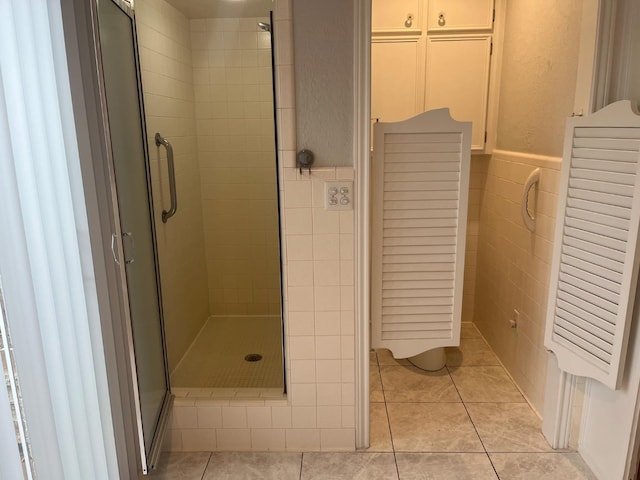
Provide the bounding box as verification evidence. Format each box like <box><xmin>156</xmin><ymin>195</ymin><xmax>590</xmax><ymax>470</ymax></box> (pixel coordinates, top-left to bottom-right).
<box><xmin>163</xmin><ymin>0</ymin><xmax>274</xmax><ymax>19</ymax></box>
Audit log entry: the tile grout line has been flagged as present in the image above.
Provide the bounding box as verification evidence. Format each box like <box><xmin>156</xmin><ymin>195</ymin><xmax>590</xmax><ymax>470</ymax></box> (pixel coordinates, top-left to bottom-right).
<box><xmin>299</xmin><ymin>451</ymin><xmax>304</xmax><ymax>480</ymax></box>
<box><xmin>376</xmin><ymin>352</ymin><xmax>401</xmax><ymax>479</ymax></box>
<box><xmin>446</xmin><ymin>364</ymin><xmax>501</xmax><ymax>479</ymax></box>
<box><xmin>200</xmin><ymin>452</ymin><xmax>213</xmax><ymax>480</ymax></box>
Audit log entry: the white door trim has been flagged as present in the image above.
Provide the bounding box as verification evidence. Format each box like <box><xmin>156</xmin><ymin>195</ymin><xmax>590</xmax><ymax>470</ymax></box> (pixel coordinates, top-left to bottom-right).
<box><xmin>542</xmin><ymin>0</ymin><xmax>618</xmax><ymax>451</ymax></box>
<box><xmin>354</xmin><ymin>0</ymin><xmax>372</xmax><ymax>450</ymax></box>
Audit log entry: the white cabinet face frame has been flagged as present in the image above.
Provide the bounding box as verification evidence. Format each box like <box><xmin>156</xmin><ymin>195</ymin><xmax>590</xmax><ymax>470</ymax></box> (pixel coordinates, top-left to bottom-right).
<box><xmin>424</xmin><ymin>35</ymin><xmax>492</xmax><ymax>150</ymax></box>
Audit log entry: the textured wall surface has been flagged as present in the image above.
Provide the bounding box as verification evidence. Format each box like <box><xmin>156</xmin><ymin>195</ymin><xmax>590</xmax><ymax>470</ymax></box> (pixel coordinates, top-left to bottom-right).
<box><xmin>190</xmin><ymin>17</ymin><xmax>282</xmax><ymax>316</ymax></box>
<box><xmin>136</xmin><ymin>0</ymin><xmax>210</xmax><ymax>372</ymax></box>
<box><xmin>496</xmin><ymin>0</ymin><xmax>583</xmax><ymax>157</ymax></box>
<box><xmin>293</xmin><ymin>0</ymin><xmax>354</xmax><ymax>167</ymax></box>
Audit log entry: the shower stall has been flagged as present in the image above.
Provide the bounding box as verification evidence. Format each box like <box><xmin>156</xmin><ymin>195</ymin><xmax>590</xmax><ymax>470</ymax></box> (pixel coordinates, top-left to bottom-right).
<box><xmin>134</xmin><ymin>0</ymin><xmax>284</xmax><ymax>390</ymax></box>
<box><xmin>93</xmin><ymin>0</ymin><xmax>284</xmax><ymax>468</ymax></box>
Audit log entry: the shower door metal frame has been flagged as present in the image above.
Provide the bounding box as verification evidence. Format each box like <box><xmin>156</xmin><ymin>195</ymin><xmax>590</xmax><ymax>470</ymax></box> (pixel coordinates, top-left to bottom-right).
<box><xmin>89</xmin><ymin>0</ymin><xmax>173</xmax><ymax>474</ymax></box>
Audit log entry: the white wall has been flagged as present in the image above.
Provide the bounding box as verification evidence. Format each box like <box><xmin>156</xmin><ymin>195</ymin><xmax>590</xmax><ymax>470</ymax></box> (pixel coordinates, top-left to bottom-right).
<box><xmin>496</xmin><ymin>0</ymin><xmax>583</xmax><ymax>157</ymax></box>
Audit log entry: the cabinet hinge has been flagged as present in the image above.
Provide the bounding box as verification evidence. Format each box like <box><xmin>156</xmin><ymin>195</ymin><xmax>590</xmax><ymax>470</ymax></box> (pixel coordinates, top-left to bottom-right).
<box><xmin>490</xmin><ymin>41</ymin><xmax>493</xmax><ymax>56</ymax></box>
<box><xmin>493</xmin><ymin>8</ymin><xmax>496</xmax><ymax>23</ymax></box>
<box><xmin>484</xmin><ymin>131</ymin><xmax>488</xmax><ymax>144</ymax></box>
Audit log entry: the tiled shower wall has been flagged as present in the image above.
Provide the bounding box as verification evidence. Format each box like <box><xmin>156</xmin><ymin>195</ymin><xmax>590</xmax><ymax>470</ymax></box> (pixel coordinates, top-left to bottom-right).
<box><xmin>473</xmin><ymin>151</ymin><xmax>561</xmax><ymax>412</ymax></box>
<box><xmin>136</xmin><ymin>0</ymin><xmax>210</xmax><ymax>372</ymax></box>
<box><xmin>190</xmin><ymin>18</ymin><xmax>281</xmax><ymax>316</ymax></box>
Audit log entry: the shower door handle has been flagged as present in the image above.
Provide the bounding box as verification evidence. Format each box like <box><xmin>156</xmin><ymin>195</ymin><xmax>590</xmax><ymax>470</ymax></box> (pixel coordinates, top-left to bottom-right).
<box><xmin>155</xmin><ymin>132</ymin><xmax>177</xmax><ymax>223</ymax></box>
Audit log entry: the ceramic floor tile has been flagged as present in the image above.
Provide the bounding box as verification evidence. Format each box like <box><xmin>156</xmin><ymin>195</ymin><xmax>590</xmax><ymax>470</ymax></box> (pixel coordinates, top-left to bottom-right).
<box><xmin>387</xmin><ymin>402</ymin><xmax>483</xmax><ymax>452</ymax></box>
<box><xmin>446</xmin><ymin>338</ymin><xmax>501</xmax><ymax>367</ymax></box>
<box><xmin>461</xmin><ymin>322</ymin><xmax>482</xmax><ymax>339</ymax></box>
<box><xmin>368</xmin><ymin>403</ymin><xmax>393</xmax><ymax>452</ymax></box>
<box><xmin>149</xmin><ymin>452</ymin><xmax>211</xmax><ymax>479</ymax></box>
<box><xmin>202</xmin><ymin>452</ymin><xmax>301</xmax><ymax>480</ymax></box>
<box><xmin>466</xmin><ymin>403</ymin><xmax>553</xmax><ymax>452</ymax></box>
<box><xmin>380</xmin><ymin>365</ymin><xmax>460</xmax><ymax>403</ymax></box>
<box><xmin>376</xmin><ymin>349</ymin><xmax>411</xmax><ymax>366</ymax></box>
<box><xmin>396</xmin><ymin>453</ymin><xmax>498</xmax><ymax>479</ymax></box>
<box><xmin>449</xmin><ymin>366</ymin><xmax>525</xmax><ymax>403</ymax></box>
<box><xmin>371</xmin><ymin>364</ymin><xmax>385</xmax><ymax>403</ymax></box>
<box><xmin>301</xmin><ymin>452</ymin><xmax>398</xmax><ymax>480</ymax></box>
<box><xmin>489</xmin><ymin>453</ymin><xmax>598</xmax><ymax>479</ymax></box>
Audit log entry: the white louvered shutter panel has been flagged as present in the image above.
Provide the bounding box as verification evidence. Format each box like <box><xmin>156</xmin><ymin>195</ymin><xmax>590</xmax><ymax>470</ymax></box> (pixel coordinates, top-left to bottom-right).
<box><xmin>545</xmin><ymin>101</ymin><xmax>640</xmax><ymax>390</ymax></box>
<box><xmin>371</xmin><ymin>109</ymin><xmax>471</xmax><ymax>359</ymax></box>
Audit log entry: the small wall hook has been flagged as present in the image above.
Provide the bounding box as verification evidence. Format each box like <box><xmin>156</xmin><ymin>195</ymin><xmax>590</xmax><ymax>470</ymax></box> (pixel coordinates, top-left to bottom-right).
<box><xmin>297</xmin><ymin>149</ymin><xmax>314</xmax><ymax>174</ymax></box>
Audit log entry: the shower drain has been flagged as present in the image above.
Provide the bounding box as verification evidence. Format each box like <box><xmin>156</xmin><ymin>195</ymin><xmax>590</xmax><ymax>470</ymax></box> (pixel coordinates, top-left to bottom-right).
<box><xmin>244</xmin><ymin>353</ymin><xmax>263</xmax><ymax>362</ymax></box>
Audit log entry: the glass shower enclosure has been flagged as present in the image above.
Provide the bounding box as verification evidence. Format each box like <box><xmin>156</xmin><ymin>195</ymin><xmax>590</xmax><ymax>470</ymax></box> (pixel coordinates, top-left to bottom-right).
<box><xmin>94</xmin><ymin>0</ymin><xmax>172</xmax><ymax>473</ymax></box>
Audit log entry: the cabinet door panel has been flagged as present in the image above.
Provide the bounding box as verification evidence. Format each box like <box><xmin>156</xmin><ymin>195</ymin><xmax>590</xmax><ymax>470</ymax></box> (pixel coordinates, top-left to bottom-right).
<box><xmin>425</xmin><ymin>35</ymin><xmax>492</xmax><ymax>149</ymax></box>
<box><xmin>372</xmin><ymin>39</ymin><xmax>425</xmax><ymax>123</ymax></box>
<box><xmin>373</xmin><ymin>0</ymin><xmax>422</xmax><ymax>32</ymax></box>
<box><xmin>427</xmin><ymin>0</ymin><xmax>494</xmax><ymax>31</ymax></box>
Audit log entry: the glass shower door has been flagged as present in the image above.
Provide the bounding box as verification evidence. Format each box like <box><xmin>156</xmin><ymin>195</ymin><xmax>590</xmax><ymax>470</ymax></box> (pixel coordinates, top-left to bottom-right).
<box><xmin>96</xmin><ymin>0</ymin><xmax>171</xmax><ymax>473</ymax></box>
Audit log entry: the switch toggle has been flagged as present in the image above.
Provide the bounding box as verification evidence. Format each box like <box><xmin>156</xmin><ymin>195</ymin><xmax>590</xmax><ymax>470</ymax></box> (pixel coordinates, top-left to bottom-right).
<box><xmin>325</xmin><ymin>181</ymin><xmax>353</xmax><ymax>211</ymax></box>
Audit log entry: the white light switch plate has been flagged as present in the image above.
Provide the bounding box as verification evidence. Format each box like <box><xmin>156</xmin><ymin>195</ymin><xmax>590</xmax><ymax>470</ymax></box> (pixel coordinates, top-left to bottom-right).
<box><xmin>325</xmin><ymin>181</ymin><xmax>353</xmax><ymax>210</ymax></box>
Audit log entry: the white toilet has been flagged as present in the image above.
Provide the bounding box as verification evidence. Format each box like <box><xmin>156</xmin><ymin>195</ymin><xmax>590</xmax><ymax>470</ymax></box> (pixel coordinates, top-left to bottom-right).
<box><xmin>408</xmin><ymin>347</ymin><xmax>446</xmax><ymax>371</ymax></box>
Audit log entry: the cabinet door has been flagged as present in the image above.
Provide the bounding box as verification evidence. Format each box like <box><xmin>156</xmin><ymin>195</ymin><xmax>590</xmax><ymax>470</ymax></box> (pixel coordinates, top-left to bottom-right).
<box><xmin>427</xmin><ymin>0</ymin><xmax>494</xmax><ymax>31</ymax></box>
<box><xmin>372</xmin><ymin>0</ymin><xmax>422</xmax><ymax>32</ymax></box>
<box><xmin>425</xmin><ymin>35</ymin><xmax>491</xmax><ymax>149</ymax></box>
<box><xmin>372</xmin><ymin>38</ymin><xmax>425</xmax><ymax>123</ymax></box>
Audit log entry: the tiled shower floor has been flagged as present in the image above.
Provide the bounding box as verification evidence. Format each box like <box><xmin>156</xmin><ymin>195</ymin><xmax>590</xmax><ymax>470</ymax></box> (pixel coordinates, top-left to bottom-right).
<box><xmin>170</xmin><ymin>316</ymin><xmax>284</xmax><ymax>389</ymax></box>
<box><xmin>152</xmin><ymin>323</ymin><xmax>596</xmax><ymax>479</ymax></box>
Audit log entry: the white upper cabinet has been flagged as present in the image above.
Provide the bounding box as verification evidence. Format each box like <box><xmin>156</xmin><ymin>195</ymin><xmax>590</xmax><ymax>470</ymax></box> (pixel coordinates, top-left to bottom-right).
<box><xmin>371</xmin><ymin>0</ymin><xmax>500</xmax><ymax>152</ymax></box>
<box><xmin>372</xmin><ymin>0</ymin><xmax>423</xmax><ymax>32</ymax></box>
<box><xmin>425</xmin><ymin>35</ymin><xmax>492</xmax><ymax>149</ymax></box>
<box><xmin>372</xmin><ymin>38</ymin><xmax>425</xmax><ymax>123</ymax></box>
<box><xmin>427</xmin><ymin>0</ymin><xmax>494</xmax><ymax>31</ymax></box>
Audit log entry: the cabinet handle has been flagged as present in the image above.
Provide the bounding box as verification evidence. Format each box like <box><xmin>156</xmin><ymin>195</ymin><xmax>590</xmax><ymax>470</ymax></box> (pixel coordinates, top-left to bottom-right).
<box><xmin>438</xmin><ymin>12</ymin><xmax>446</xmax><ymax>26</ymax></box>
<box><xmin>405</xmin><ymin>13</ymin><xmax>414</xmax><ymax>28</ymax></box>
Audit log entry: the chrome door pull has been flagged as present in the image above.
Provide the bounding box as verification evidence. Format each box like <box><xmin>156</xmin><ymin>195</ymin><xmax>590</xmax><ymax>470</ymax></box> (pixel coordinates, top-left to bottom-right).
<box><xmin>155</xmin><ymin>132</ymin><xmax>177</xmax><ymax>223</ymax></box>
<box><xmin>111</xmin><ymin>232</ymin><xmax>135</xmax><ymax>264</ymax></box>
<box><xmin>111</xmin><ymin>233</ymin><xmax>121</xmax><ymax>265</ymax></box>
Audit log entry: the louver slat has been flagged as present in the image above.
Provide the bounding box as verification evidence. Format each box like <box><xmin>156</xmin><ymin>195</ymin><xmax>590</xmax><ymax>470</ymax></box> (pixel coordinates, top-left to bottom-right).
<box><xmin>545</xmin><ymin>101</ymin><xmax>640</xmax><ymax>390</ymax></box>
<box><xmin>372</xmin><ymin>109</ymin><xmax>471</xmax><ymax>359</ymax></box>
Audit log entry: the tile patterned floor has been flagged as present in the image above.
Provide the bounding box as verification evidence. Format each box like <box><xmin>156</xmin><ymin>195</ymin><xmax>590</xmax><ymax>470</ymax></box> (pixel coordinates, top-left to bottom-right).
<box><xmin>151</xmin><ymin>323</ymin><xmax>597</xmax><ymax>479</ymax></box>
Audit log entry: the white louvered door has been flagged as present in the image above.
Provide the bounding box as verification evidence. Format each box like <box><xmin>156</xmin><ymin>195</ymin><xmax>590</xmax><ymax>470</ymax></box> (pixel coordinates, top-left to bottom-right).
<box><xmin>545</xmin><ymin>100</ymin><xmax>640</xmax><ymax>390</ymax></box>
<box><xmin>371</xmin><ymin>109</ymin><xmax>471</xmax><ymax>359</ymax></box>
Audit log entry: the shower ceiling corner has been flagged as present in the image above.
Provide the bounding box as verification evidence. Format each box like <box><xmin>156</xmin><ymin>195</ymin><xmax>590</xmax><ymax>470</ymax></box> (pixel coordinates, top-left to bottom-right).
<box><xmin>164</xmin><ymin>0</ymin><xmax>274</xmax><ymax>19</ymax></box>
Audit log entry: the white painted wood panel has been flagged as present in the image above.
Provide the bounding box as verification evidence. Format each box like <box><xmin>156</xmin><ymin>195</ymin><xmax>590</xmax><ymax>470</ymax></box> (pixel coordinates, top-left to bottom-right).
<box><xmin>425</xmin><ymin>35</ymin><xmax>492</xmax><ymax>150</ymax></box>
<box><xmin>372</xmin><ymin>0</ymin><xmax>422</xmax><ymax>32</ymax></box>
<box><xmin>371</xmin><ymin>108</ymin><xmax>471</xmax><ymax>359</ymax></box>
<box><xmin>427</xmin><ymin>0</ymin><xmax>494</xmax><ymax>31</ymax></box>
<box><xmin>371</xmin><ymin>38</ymin><xmax>425</xmax><ymax>124</ymax></box>
<box><xmin>544</xmin><ymin>100</ymin><xmax>640</xmax><ymax>390</ymax></box>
